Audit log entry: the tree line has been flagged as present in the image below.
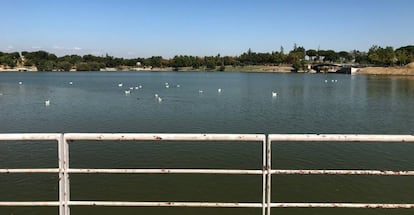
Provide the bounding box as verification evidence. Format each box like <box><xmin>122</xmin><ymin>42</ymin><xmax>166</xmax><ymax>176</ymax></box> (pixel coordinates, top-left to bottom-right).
<box><xmin>0</xmin><ymin>45</ymin><xmax>413</xmax><ymax>71</ymax></box>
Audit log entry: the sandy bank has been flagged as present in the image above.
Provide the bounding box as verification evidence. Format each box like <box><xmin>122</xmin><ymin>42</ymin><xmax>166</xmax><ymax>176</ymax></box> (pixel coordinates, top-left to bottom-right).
<box><xmin>355</xmin><ymin>66</ymin><xmax>414</xmax><ymax>75</ymax></box>
<box><xmin>0</xmin><ymin>66</ymin><xmax>38</xmax><ymax>72</ymax></box>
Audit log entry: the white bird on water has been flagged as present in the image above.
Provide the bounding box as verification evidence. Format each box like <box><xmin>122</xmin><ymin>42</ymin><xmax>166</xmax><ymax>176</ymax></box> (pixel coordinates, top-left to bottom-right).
<box><xmin>272</xmin><ymin>91</ymin><xmax>278</xmax><ymax>97</ymax></box>
<box><xmin>157</xmin><ymin>97</ymin><xmax>162</xmax><ymax>102</ymax></box>
<box><xmin>18</xmin><ymin>81</ymin><xmax>22</xmax><ymax>85</ymax></box>
<box><xmin>139</xmin><ymin>85</ymin><xmax>143</xmax><ymax>89</ymax></box>
<box><xmin>45</xmin><ymin>100</ymin><xmax>50</xmax><ymax>106</ymax></box>
<box><xmin>199</xmin><ymin>90</ymin><xmax>203</xmax><ymax>94</ymax></box>
<box><xmin>69</xmin><ymin>81</ymin><xmax>73</xmax><ymax>85</ymax></box>
<box><xmin>218</xmin><ymin>88</ymin><xmax>222</xmax><ymax>93</ymax></box>
<box><xmin>155</xmin><ymin>94</ymin><xmax>159</xmax><ymax>98</ymax></box>
<box><xmin>124</xmin><ymin>90</ymin><xmax>131</xmax><ymax>94</ymax></box>
<box><xmin>176</xmin><ymin>84</ymin><xmax>180</xmax><ymax>88</ymax></box>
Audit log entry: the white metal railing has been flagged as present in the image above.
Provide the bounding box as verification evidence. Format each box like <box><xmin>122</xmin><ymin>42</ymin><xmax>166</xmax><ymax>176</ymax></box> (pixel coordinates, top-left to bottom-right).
<box><xmin>1</xmin><ymin>133</ymin><xmax>414</xmax><ymax>215</ymax></box>
<box><xmin>267</xmin><ymin>134</ymin><xmax>414</xmax><ymax>215</ymax></box>
<box><xmin>0</xmin><ymin>133</ymin><xmax>266</xmax><ymax>215</ymax></box>
<box><xmin>0</xmin><ymin>134</ymin><xmax>64</xmax><ymax>213</ymax></box>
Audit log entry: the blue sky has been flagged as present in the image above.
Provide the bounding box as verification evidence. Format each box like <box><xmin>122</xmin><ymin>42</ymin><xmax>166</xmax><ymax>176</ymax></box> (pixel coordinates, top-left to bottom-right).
<box><xmin>1</xmin><ymin>0</ymin><xmax>413</xmax><ymax>58</ymax></box>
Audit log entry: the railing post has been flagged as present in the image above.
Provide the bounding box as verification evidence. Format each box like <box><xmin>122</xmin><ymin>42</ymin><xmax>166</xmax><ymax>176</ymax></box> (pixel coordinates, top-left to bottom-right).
<box><xmin>58</xmin><ymin>134</ymin><xmax>66</xmax><ymax>215</ymax></box>
<box><xmin>262</xmin><ymin>136</ymin><xmax>266</xmax><ymax>215</ymax></box>
<box><xmin>266</xmin><ymin>136</ymin><xmax>272</xmax><ymax>215</ymax></box>
<box><xmin>63</xmin><ymin>134</ymin><xmax>70</xmax><ymax>215</ymax></box>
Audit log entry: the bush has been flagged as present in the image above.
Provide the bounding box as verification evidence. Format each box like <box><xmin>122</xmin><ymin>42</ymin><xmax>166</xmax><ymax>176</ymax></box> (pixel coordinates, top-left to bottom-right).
<box><xmin>57</xmin><ymin>61</ymin><xmax>73</xmax><ymax>71</ymax></box>
<box><xmin>76</xmin><ymin>62</ymin><xmax>90</xmax><ymax>71</ymax></box>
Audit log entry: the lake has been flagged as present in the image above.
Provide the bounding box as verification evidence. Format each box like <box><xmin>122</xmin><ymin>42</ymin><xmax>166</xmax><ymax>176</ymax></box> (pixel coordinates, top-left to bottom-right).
<box><xmin>1</xmin><ymin>71</ymin><xmax>414</xmax><ymax>215</ymax></box>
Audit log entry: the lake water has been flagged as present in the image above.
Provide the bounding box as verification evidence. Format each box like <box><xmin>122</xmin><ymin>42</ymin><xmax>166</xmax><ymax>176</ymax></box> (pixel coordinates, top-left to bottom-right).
<box><xmin>0</xmin><ymin>71</ymin><xmax>414</xmax><ymax>215</ymax></box>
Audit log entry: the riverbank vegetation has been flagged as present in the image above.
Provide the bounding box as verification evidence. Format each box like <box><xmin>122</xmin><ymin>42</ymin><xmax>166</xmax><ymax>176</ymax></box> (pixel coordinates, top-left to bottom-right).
<box><xmin>0</xmin><ymin>45</ymin><xmax>413</xmax><ymax>72</ymax></box>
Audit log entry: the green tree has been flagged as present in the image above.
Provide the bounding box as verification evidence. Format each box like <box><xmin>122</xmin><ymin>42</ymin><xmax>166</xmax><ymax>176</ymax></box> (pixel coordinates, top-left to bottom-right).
<box><xmin>144</xmin><ymin>56</ymin><xmax>162</xmax><ymax>67</ymax></box>
<box><xmin>286</xmin><ymin>52</ymin><xmax>304</xmax><ymax>71</ymax></box>
<box><xmin>76</xmin><ymin>62</ymin><xmax>90</xmax><ymax>71</ymax></box>
<box><xmin>23</xmin><ymin>60</ymin><xmax>34</xmax><ymax>67</ymax></box>
<box><xmin>278</xmin><ymin>46</ymin><xmax>286</xmax><ymax>63</ymax></box>
<box><xmin>57</xmin><ymin>61</ymin><xmax>73</xmax><ymax>71</ymax></box>
<box><xmin>396</xmin><ymin>45</ymin><xmax>414</xmax><ymax>63</ymax></box>
<box><xmin>21</xmin><ymin>51</ymin><xmax>28</xmax><ymax>57</ymax></box>
<box><xmin>368</xmin><ymin>45</ymin><xmax>395</xmax><ymax>66</ymax></box>
<box><xmin>0</xmin><ymin>52</ymin><xmax>20</xmax><ymax>68</ymax></box>
<box><xmin>240</xmin><ymin>49</ymin><xmax>256</xmax><ymax>65</ymax></box>
<box><xmin>44</xmin><ymin>60</ymin><xmax>56</xmax><ymax>71</ymax></box>
<box><xmin>353</xmin><ymin>50</ymin><xmax>369</xmax><ymax>65</ymax></box>
<box><xmin>48</xmin><ymin>54</ymin><xmax>58</xmax><ymax>61</ymax></box>
<box><xmin>9</xmin><ymin>52</ymin><xmax>20</xmax><ymax>60</ymax></box>
<box><xmin>88</xmin><ymin>61</ymin><xmax>104</xmax><ymax>71</ymax></box>
<box><xmin>323</xmin><ymin>50</ymin><xmax>339</xmax><ymax>62</ymax></box>
<box><xmin>36</xmin><ymin>60</ymin><xmax>56</xmax><ymax>71</ymax></box>
<box><xmin>395</xmin><ymin>49</ymin><xmax>409</xmax><ymax>66</ymax></box>
<box><xmin>1</xmin><ymin>57</ymin><xmax>16</xmax><ymax>67</ymax></box>
<box><xmin>83</xmin><ymin>54</ymin><xmax>99</xmax><ymax>62</ymax></box>
<box><xmin>271</xmin><ymin>51</ymin><xmax>282</xmax><ymax>64</ymax></box>
<box><xmin>317</xmin><ymin>50</ymin><xmax>326</xmax><ymax>61</ymax></box>
<box><xmin>192</xmin><ymin>57</ymin><xmax>203</xmax><ymax>69</ymax></box>
<box><xmin>29</xmin><ymin>51</ymin><xmax>49</xmax><ymax>60</ymax></box>
<box><xmin>287</xmin><ymin>45</ymin><xmax>306</xmax><ymax>71</ymax></box>
<box><xmin>306</xmin><ymin>49</ymin><xmax>317</xmax><ymax>61</ymax></box>
<box><xmin>69</xmin><ymin>55</ymin><xmax>83</xmax><ymax>65</ymax></box>
<box><xmin>383</xmin><ymin>46</ymin><xmax>395</xmax><ymax>66</ymax></box>
<box><xmin>205</xmin><ymin>56</ymin><xmax>216</xmax><ymax>70</ymax></box>
<box><xmin>291</xmin><ymin>45</ymin><xmax>306</xmax><ymax>60</ymax></box>
<box><xmin>171</xmin><ymin>55</ymin><xmax>188</xmax><ymax>68</ymax></box>
<box><xmin>20</xmin><ymin>50</ymin><xmax>54</xmax><ymax>70</ymax></box>
<box><xmin>338</xmin><ymin>51</ymin><xmax>353</xmax><ymax>62</ymax></box>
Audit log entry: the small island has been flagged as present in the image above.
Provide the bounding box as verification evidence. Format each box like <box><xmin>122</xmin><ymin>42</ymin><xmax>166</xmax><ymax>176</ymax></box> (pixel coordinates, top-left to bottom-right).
<box><xmin>1</xmin><ymin>45</ymin><xmax>413</xmax><ymax>75</ymax></box>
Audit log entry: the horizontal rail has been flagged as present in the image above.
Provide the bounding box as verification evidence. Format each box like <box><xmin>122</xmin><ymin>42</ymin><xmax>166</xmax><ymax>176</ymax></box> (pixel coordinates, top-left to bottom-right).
<box><xmin>270</xmin><ymin>203</ymin><xmax>414</xmax><ymax>209</ymax></box>
<box><xmin>0</xmin><ymin>202</ymin><xmax>59</xmax><ymax>206</ymax></box>
<box><xmin>269</xmin><ymin>134</ymin><xmax>414</xmax><ymax>142</ymax></box>
<box><xmin>69</xmin><ymin>169</ymin><xmax>263</xmax><ymax>175</ymax></box>
<box><xmin>4</xmin><ymin>201</ymin><xmax>414</xmax><ymax>209</ymax></box>
<box><xmin>64</xmin><ymin>133</ymin><xmax>264</xmax><ymax>142</ymax></box>
<box><xmin>0</xmin><ymin>168</ymin><xmax>59</xmax><ymax>173</ymax></box>
<box><xmin>271</xmin><ymin>169</ymin><xmax>414</xmax><ymax>176</ymax></box>
<box><xmin>69</xmin><ymin>201</ymin><xmax>263</xmax><ymax>208</ymax></box>
<box><xmin>0</xmin><ymin>133</ymin><xmax>60</xmax><ymax>141</ymax></box>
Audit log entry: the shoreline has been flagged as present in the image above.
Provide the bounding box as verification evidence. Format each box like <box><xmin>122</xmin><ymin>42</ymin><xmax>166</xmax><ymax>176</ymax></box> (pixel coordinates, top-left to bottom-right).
<box><xmin>0</xmin><ymin>65</ymin><xmax>294</xmax><ymax>73</ymax></box>
<box><xmin>2</xmin><ymin>65</ymin><xmax>414</xmax><ymax>75</ymax></box>
<box><xmin>154</xmin><ymin>65</ymin><xmax>294</xmax><ymax>73</ymax></box>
